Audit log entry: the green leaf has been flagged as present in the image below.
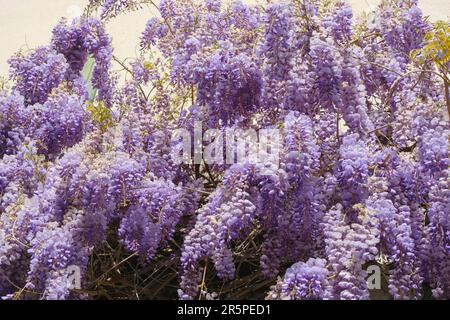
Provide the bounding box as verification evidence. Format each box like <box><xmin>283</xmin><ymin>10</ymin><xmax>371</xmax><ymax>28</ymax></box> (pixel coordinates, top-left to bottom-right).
<box><xmin>81</xmin><ymin>56</ymin><xmax>98</xmax><ymax>101</ymax></box>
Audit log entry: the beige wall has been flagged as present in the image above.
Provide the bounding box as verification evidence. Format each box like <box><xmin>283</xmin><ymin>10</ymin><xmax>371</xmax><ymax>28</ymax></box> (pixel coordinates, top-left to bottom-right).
<box><xmin>0</xmin><ymin>0</ymin><xmax>449</xmax><ymax>77</ymax></box>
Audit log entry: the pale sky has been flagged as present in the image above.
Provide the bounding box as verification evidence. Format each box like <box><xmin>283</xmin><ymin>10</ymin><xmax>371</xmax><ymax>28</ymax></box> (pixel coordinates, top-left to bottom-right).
<box><xmin>0</xmin><ymin>0</ymin><xmax>449</xmax><ymax>77</ymax></box>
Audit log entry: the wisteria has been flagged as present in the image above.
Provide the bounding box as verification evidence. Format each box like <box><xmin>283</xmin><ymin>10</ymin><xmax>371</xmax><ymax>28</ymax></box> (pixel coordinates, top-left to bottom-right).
<box><xmin>0</xmin><ymin>0</ymin><xmax>449</xmax><ymax>301</ymax></box>
<box><xmin>266</xmin><ymin>258</ymin><xmax>331</xmax><ymax>300</ymax></box>
<box><xmin>8</xmin><ymin>47</ymin><xmax>69</xmax><ymax>105</ymax></box>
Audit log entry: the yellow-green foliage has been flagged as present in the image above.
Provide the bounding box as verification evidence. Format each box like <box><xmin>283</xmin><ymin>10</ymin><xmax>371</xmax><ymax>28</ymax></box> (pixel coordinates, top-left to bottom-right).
<box><xmin>412</xmin><ymin>20</ymin><xmax>450</xmax><ymax>68</ymax></box>
<box><xmin>143</xmin><ymin>60</ymin><xmax>156</xmax><ymax>71</ymax></box>
<box><xmin>86</xmin><ymin>101</ymin><xmax>114</xmax><ymax>132</ymax></box>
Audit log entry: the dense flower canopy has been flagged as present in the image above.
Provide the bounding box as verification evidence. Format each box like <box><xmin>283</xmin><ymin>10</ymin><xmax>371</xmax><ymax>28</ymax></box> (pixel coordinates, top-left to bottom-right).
<box><xmin>0</xmin><ymin>0</ymin><xmax>449</xmax><ymax>300</ymax></box>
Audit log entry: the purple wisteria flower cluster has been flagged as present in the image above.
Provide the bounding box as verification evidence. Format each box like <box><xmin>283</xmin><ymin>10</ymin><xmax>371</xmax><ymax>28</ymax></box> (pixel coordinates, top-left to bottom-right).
<box><xmin>0</xmin><ymin>0</ymin><xmax>448</xmax><ymax>300</ymax></box>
